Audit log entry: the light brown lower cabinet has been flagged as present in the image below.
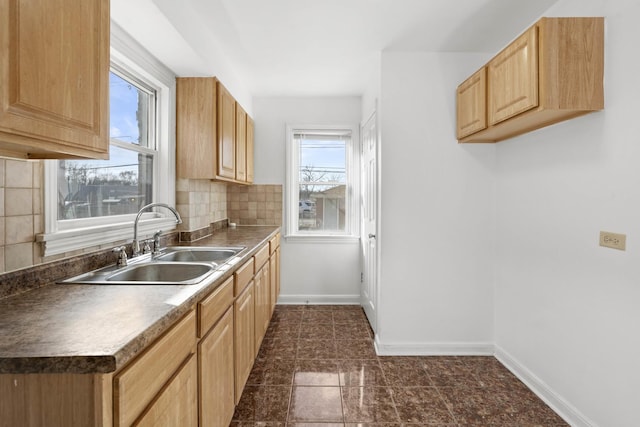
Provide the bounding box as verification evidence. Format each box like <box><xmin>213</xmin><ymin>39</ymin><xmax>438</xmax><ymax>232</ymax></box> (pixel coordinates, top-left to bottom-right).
<box><xmin>253</xmin><ymin>261</ymin><xmax>270</xmax><ymax>355</ymax></box>
<box><xmin>199</xmin><ymin>307</ymin><xmax>235</xmax><ymax>427</ymax></box>
<box><xmin>114</xmin><ymin>310</ymin><xmax>197</xmax><ymax>427</ymax></box>
<box><xmin>133</xmin><ymin>354</ymin><xmax>198</xmax><ymax>427</ymax></box>
<box><xmin>233</xmin><ymin>280</ymin><xmax>255</xmax><ymax>405</ymax></box>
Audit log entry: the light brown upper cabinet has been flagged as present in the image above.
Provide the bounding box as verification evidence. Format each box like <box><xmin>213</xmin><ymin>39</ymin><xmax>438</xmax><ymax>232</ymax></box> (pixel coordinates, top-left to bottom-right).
<box><xmin>176</xmin><ymin>77</ymin><xmax>218</xmax><ymax>179</ymax></box>
<box><xmin>176</xmin><ymin>76</ymin><xmax>254</xmax><ymax>184</ymax></box>
<box><xmin>217</xmin><ymin>81</ymin><xmax>236</xmax><ymax>180</ymax></box>
<box><xmin>0</xmin><ymin>0</ymin><xmax>110</xmax><ymax>159</ymax></box>
<box><xmin>456</xmin><ymin>68</ymin><xmax>487</xmax><ymax>139</ymax></box>
<box><xmin>457</xmin><ymin>17</ymin><xmax>604</xmax><ymax>143</ymax></box>
<box><xmin>246</xmin><ymin>116</ymin><xmax>255</xmax><ymax>183</ymax></box>
<box><xmin>488</xmin><ymin>25</ymin><xmax>538</xmax><ymax>126</ymax></box>
<box><xmin>236</xmin><ymin>104</ymin><xmax>247</xmax><ymax>182</ymax></box>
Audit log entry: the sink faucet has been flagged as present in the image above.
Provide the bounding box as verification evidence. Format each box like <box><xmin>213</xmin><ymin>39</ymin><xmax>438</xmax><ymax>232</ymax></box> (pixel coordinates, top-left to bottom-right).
<box><xmin>132</xmin><ymin>203</ymin><xmax>182</xmax><ymax>257</ymax></box>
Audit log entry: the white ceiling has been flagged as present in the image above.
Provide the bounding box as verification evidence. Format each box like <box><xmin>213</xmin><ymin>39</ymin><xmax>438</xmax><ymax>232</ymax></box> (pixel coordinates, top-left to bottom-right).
<box><xmin>112</xmin><ymin>0</ymin><xmax>558</xmax><ymax>97</ymax></box>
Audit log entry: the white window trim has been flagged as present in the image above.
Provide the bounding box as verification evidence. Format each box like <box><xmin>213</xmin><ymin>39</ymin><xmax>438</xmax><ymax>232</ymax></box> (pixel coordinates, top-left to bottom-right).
<box><xmin>39</xmin><ymin>22</ymin><xmax>177</xmax><ymax>256</ymax></box>
<box><xmin>285</xmin><ymin>124</ymin><xmax>360</xmax><ymax>243</ymax></box>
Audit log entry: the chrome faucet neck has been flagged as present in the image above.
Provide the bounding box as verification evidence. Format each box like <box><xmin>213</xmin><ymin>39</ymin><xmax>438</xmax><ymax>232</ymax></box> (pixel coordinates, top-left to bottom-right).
<box><xmin>131</xmin><ymin>203</ymin><xmax>182</xmax><ymax>257</ymax></box>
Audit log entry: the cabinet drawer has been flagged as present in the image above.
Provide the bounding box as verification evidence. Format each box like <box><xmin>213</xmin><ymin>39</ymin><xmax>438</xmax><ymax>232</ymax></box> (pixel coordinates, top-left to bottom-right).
<box><xmin>253</xmin><ymin>244</ymin><xmax>270</xmax><ymax>272</ymax></box>
<box><xmin>114</xmin><ymin>310</ymin><xmax>196</xmax><ymax>427</ymax></box>
<box><xmin>269</xmin><ymin>233</ymin><xmax>280</xmax><ymax>254</ymax></box>
<box><xmin>133</xmin><ymin>354</ymin><xmax>197</xmax><ymax>427</ymax></box>
<box><xmin>198</xmin><ymin>276</ymin><xmax>234</xmax><ymax>338</ymax></box>
<box><xmin>234</xmin><ymin>258</ymin><xmax>254</xmax><ymax>295</ymax></box>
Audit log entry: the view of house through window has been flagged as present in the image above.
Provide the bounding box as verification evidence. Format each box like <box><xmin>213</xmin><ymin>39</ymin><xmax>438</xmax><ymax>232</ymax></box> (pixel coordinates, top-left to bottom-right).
<box><xmin>294</xmin><ymin>130</ymin><xmax>350</xmax><ymax>233</ymax></box>
<box><xmin>58</xmin><ymin>70</ymin><xmax>156</xmax><ymax>220</ymax></box>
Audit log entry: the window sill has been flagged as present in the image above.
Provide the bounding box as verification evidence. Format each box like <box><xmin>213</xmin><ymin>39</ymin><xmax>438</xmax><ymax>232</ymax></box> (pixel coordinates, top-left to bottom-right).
<box><xmin>284</xmin><ymin>234</ymin><xmax>360</xmax><ymax>244</ymax></box>
<box><xmin>37</xmin><ymin>218</ymin><xmax>180</xmax><ymax>257</ymax></box>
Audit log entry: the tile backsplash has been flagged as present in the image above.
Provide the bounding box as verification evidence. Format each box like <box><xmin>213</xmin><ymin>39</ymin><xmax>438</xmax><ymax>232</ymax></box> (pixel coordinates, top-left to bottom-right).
<box><xmin>227</xmin><ymin>184</ymin><xmax>283</xmax><ymax>226</ymax></box>
<box><xmin>0</xmin><ymin>159</ymin><xmax>44</xmax><ymax>273</ymax></box>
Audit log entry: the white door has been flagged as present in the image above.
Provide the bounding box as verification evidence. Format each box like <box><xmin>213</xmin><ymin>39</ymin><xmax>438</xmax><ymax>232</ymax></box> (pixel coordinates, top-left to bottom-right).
<box><xmin>361</xmin><ymin>111</ymin><xmax>378</xmax><ymax>333</ymax></box>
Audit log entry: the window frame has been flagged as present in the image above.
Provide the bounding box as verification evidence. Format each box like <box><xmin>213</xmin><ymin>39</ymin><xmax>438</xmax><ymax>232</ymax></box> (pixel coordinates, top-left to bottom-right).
<box><xmin>39</xmin><ymin>23</ymin><xmax>177</xmax><ymax>256</ymax></box>
<box><xmin>285</xmin><ymin>124</ymin><xmax>360</xmax><ymax>242</ymax></box>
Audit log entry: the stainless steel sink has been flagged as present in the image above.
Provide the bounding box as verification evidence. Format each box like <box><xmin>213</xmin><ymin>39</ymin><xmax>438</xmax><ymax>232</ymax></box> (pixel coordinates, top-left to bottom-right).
<box><xmin>107</xmin><ymin>262</ymin><xmax>214</xmax><ymax>284</ymax></box>
<box><xmin>156</xmin><ymin>246</ymin><xmax>245</xmax><ymax>264</ymax></box>
<box><xmin>60</xmin><ymin>261</ymin><xmax>216</xmax><ymax>285</ymax></box>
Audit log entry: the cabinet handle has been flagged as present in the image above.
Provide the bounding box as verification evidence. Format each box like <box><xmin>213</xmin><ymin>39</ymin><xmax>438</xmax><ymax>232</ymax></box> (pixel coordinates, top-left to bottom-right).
<box><xmin>368</xmin><ymin>234</ymin><xmax>376</xmax><ymax>239</ymax></box>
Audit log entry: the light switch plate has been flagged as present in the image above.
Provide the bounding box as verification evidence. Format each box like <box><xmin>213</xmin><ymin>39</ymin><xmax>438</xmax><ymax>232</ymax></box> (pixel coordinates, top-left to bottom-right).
<box><xmin>599</xmin><ymin>231</ymin><xmax>626</xmax><ymax>251</ymax></box>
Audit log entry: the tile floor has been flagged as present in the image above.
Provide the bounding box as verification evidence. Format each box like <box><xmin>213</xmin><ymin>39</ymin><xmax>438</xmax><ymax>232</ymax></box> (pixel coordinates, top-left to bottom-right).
<box><xmin>231</xmin><ymin>305</ymin><xmax>568</xmax><ymax>426</ymax></box>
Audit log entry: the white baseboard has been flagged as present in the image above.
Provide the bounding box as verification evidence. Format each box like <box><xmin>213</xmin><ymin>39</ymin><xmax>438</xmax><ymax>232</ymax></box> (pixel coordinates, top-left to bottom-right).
<box><xmin>374</xmin><ymin>335</ymin><xmax>494</xmax><ymax>356</ymax></box>
<box><xmin>495</xmin><ymin>346</ymin><xmax>597</xmax><ymax>427</ymax></box>
<box><xmin>277</xmin><ymin>294</ymin><xmax>361</xmax><ymax>305</ymax></box>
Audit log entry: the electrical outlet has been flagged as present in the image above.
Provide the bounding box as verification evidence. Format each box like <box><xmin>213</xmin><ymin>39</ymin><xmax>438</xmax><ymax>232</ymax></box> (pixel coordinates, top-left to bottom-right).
<box><xmin>599</xmin><ymin>231</ymin><xmax>626</xmax><ymax>251</ymax></box>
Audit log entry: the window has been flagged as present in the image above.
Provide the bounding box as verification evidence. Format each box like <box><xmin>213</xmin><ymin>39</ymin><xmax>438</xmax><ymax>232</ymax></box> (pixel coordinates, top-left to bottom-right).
<box><xmin>57</xmin><ymin>69</ymin><xmax>156</xmax><ymax>222</ymax></box>
<box><xmin>286</xmin><ymin>125</ymin><xmax>359</xmax><ymax>239</ymax></box>
<box><xmin>41</xmin><ymin>27</ymin><xmax>176</xmax><ymax>256</ymax></box>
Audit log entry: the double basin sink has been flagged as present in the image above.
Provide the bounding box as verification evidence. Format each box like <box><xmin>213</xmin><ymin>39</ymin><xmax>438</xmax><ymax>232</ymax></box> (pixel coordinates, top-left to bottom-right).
<box><xmin>61</xmin><ymin>246</ymin><xmax>246</xmax><ymax>285</ymax></box>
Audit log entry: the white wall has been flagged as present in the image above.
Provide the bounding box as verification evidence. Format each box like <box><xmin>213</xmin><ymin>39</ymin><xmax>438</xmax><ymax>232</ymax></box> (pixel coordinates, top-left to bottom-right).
<box><xmin>494</xmin><ymin>1</ymin><xmax>640</xmax><ymax>426</ymax></box>
<box><xmin>253</xmin><ymin>97</ymin><xmax>363</xmax><ymax>303</ymax></box>
<box><xmin>376</xmin><ymin>52</ymin><xmax>496</xmax><ymax>354</ymax></box>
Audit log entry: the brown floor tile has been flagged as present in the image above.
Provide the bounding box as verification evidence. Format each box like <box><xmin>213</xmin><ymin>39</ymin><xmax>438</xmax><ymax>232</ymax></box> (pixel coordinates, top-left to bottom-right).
<box><xmin>258</xmin><ymin>338</ymin><xmax>298</xmax><ymax>360</ymax></box>
<box><xmin>302</xmin><ymin>310</ymin><xmax>334</xmax><ymax>323</ymax></box>
<box><xmin>333</xmin><ymin>310</ymin><xmax>367</xmax><ymax>322</ymax></box>
<box><xmin>275</xmin><ymin>304</ymin><xmax>306</xmax><ymax>311</ymax></box>
<box><xmin>438</xmin><ymin>386</ymin><xmax>517</xmax><ymax>426</ymax></box>
<box><xmin>341</xmin><ymin>387</ymin><xmax>400</xmax><ymax>423</ymax></box>
<box><xmin>338</xmin><ymin>360</ymin><xmax>387</xmax><ymax>387</ymax></box>
<box><xmin>231</xmin><ymin>422</ymin><xmax>286</xmax><ymax>427</ymax></box>
<box><xmin>233</xmin><ymin>385</ymin><xmax>291</xmax><ymax>422</ymax></box>
<box><xmin>294</xmin><ymin>360</ymin><xmax>341</xmax><ymax>386</ymax></box>
<box><xmin>288</xmin><ymin>424</ymin><xmax>345</xmax><ymax>427</ymax></box>
<box><xmin>289</xmin><ymin>386</ymin><xmax>344</xmax><ymax>422</ymax></box>
<box><xmin>273</xmin><ymin>311</ymin><xmax>305</xmax><ymax>322</ymax></box>
<box><xmin>343</xmin><ymin>424</ymin><xmax>404</xmax><ymax>427</ymax></box>
<box><xmin>334</xmin><ymin>323</ymin><xmax>372</xmax><ymax>340</ymax></box>
<box><xmin>421</xmin><ymin>356</ymin><xmax>483</xmax><ymax>388</ymax></box>
<box><xmin>297</xmin><ymin>339</ymin><xmax>338</xmax><ymax>359</ymax></box>
<box><xmin>247</xmin><ymin>358</ymin><xmax>296</xmax><ymax>385</ymax></box>
<box><xmin>304</xmin><ymin>305</ymin><xmax>336</xmax><ymax>311</ymax></box>
<box><xmin>379</xmin><ymin>358</ymin><xmax>432</xmax><ymax>386</ymax></box>
<box><xmin>337</xmin><ymin>340</ymin><xmax>378</xmax><ymax>359</ymax></box>
<box><xmin>265</xmin><ymin>322</ymin><xmax>301</xmax><ymax>340</ymax></box>
<box><xmin>391</xmin><ymin>387</ymin><xmax>455</xmax><ymax>424</ymax></box>
<box><xmin>300</xmin><ymin>323</ymin><xmax>335</xmax><ymax>339</ymax></box>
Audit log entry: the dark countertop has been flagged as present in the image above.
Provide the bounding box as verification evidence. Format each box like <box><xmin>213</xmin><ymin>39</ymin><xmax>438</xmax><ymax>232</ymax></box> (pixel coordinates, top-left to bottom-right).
<box><xmin>0</xmin><ymin>226</ymin><xmax>279</xmax><ymax>375</ymax></box>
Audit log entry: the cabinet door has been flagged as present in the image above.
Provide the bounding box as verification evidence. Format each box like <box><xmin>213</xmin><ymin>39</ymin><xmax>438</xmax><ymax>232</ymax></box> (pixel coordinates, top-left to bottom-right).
<box><xmin>217</xmin><ymin>82</ymin><xmax>236</xmax><ymax>180</ymax></box>
<box><xmin>114</xmin><ymin>311</ymin><xmax>196</xmax><ymax>427</ymax></box>
<box><xmin>253</xmin><ymin>264</ymin><xmax>270</xmax><ymax>354</ymax></box>
<box><xmin>246</xmin><ymin>116</ymin><xmax>255</xmax><ymax>183</ymax></box>
<box><xmin>199</xmin><ymin>307</ymin><xmax>234</xmax><ymax>427</ymax></box>
<box><xmin>275</xmin><ymin>247</ymin><xmax>281</xmax><ymax>299</ymax></box>
<box><xmin>269</xmin><ymin>254</ymin><xmax>278</xmax><ymax>315</ymax></box>
<box><xmin>176</xmin><ymin>78</ymin><xmax>217</xmax><ymax>179</ymax></box>
<box><xmin>234</xmin><ymin>281</ymin><xmax>255</xmax><ymax>404</ymax></box>
<box><xmin>456</xmin><ymin>68</ymin><xmax>487</xmax><ymax>139</ymax></box>
<box><xmin>488</xmin><ymin>25</ymin><xmax>538</xmax><ymax>125</ymax></box>
<box><xmin>133</xmin><ymin>355</ymin><xmax>198</xmax><ymax>427</ymax></box>
<box><xmin>0</xmin><ymin>0</ymin><xmax>109</xmax><ymax>159</ymax></box>
<box><xmin>235</xmin><ymin>104</ymin><xmax>247</xmax><ymax>182</ymax></box>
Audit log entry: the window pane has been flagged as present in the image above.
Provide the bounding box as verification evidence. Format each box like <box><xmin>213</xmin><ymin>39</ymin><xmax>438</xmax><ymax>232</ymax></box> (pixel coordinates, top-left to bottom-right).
<box><xmin>299</xmin><ymin>137</ymin><xmax>346</xmax><ymax>184</ymax></box>
<box><xmin>298</xmin><ymin>184</ymin><xmax>346</xmax><ymax>232</ymax></box>
<box><xmin>58</xmin><ymin>146</ymin><xmax>153</xmax><ymax>220</ymax></box>
<box><xmin>58</xmin><ymin>70</ymin><xmax>156</xmax><ymax>221</ymax></box>
<box><xmin>110</xmin><ymin>71</ymin><xmax>153</xmax><ymax>147</ymax></box>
